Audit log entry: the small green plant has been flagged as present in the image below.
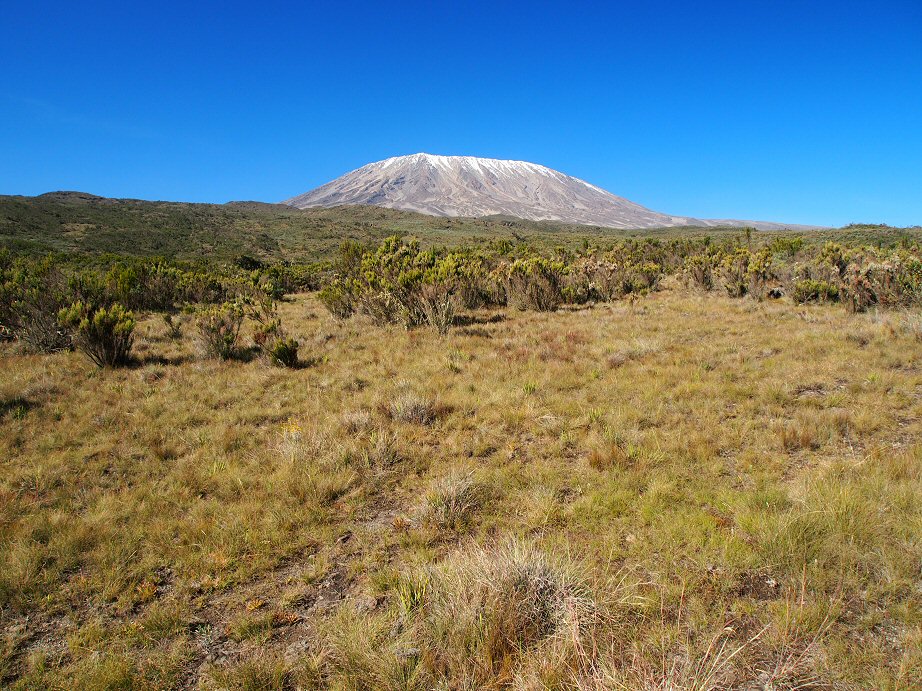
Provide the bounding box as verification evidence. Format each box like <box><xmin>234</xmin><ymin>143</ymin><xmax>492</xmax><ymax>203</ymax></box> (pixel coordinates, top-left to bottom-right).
<box><xmin>253</xmin><ymin>318</ymin><xmax>300</xmax><ymax>367</ymax></box>
<box><xmin>268</xmin><ymin>337</ymin><xmax>299</xmax><ymax>368</ymax></box>
<box><xmin>161</xmin><ymin>313</ymin><xmax>182</xmax><ymax>339</ymax></box>
<box><xmin>58</xmin><ymin>301</ymin><xmax>135</xmax><ymax>367</ymax></box>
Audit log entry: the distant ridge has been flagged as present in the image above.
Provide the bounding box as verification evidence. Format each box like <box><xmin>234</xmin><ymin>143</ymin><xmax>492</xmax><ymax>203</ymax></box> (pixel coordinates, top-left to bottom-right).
<box><xmin>284</xmin><ymin>153</ymin><xmax>822</xmax><ymax>230</ymax></box>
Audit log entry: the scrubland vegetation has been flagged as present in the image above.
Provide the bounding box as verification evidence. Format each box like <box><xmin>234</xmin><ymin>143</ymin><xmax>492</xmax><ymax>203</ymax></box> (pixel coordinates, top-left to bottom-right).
<box><xmin>1</xmin><ymin>225</ymin><xmax>922</xmax><ymax>688</ymax></box>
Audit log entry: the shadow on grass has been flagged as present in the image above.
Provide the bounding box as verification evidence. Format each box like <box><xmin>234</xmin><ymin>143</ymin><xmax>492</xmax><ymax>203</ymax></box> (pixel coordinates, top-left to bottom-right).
<box><xmin>130</xmin><ymin>354</ymin><xmax>197</xmax><ymax>368</ymax></box>
<box><xmin>454</xmin><ymin>313</ymin><xmax>505</xmax><ymax>327</ymax></box>
<box><xmin>0</xmin><ymin>396</ymin><xmax>33</xmax><ymax>420</ymax></box>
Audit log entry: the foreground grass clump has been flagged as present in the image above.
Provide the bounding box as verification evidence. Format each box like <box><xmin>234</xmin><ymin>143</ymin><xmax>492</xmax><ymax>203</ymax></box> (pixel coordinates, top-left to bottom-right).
<box><xmin>422</xmin><ymin>471</ymin><xmax>485</xmax><ymax>532</ymax></box>
<box><xmin>1</xmin><ymin>288</ymin><xmax>921</xmax><ymax>688</ymax></box>
<box><xmin>326</xmin><ymin>541</ymin><xmax>608</xmax><ymax>688</ymax></box>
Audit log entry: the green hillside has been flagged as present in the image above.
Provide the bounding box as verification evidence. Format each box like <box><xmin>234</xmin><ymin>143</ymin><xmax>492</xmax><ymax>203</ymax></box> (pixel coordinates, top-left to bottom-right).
<box><xmin>3</xmin><ymin>192</ymin><xmax>919</xmax><ymax>262</ymax></box>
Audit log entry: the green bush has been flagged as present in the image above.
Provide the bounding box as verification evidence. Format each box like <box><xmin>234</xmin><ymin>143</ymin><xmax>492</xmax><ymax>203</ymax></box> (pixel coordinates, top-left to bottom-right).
<box><xmin>683</xmin><ymin>254</ymin><xmax>715</xmax><ymax>290</ymax></box>
<box><xmin>196</xmin><ymin>301</ymin><xmax>244</xmax><ymax>359</ymax></box>
<box><xmin>58</xmin><ymin>301</ymin><xmax>135</xmax><ymax>367</ymax></box>
<box><xmin>267</xmin><ymin>337</ymin><xmax>299</xmax><ymax>368</ymax></box>
<box><xmin>791</xmin><ymin>279</ymin><xmax>840</xmax><ymax>304</ymax></box>
<box><xmin>318</xmin><ymin>279</ymin><xmax>355</xmax><ymax>320</ymax></box>
<box><xmin>8</xmin><ymin>256</ymin><xmax>73</xmax><ymax>353</ymax></box>
<box><xmin>746</xmin><ymin>247</ymin><xmax>774</xmax><ymax>299</ymax></box>
<box><xmin>504</xmin><ymin>257</ymin><xmax>564</xmax><ymax>311</ymax></box>
<box><xmin>628</xmin><ymin>260</ymin><xmax>664</xmax><ymax>294</ymax></box>
<box><xmin>718</xmin><ymin>249</ymin><xmax>751</xmax><ymax>298</ymax></box>
<box><xmin>253</xmin><ymin>318</ymin><xmax>300</xmax><ymax>367</ymax></box>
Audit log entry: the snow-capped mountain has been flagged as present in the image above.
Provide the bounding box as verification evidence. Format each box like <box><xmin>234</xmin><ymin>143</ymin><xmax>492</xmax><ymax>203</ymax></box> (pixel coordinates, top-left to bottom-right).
<box><xmin>283</xmin><ymin>154</ymin><xmax>814</xmax><ymax>230</ymax></box>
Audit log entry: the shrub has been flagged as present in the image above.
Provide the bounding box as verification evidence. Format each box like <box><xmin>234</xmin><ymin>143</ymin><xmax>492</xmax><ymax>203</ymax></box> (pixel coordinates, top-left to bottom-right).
<box><xmin>58</xmin><ymin>301</ymin><xmax>135</xmax><ymax>367</ymax></box>
<box><xmin>196</xmin><ymin>301</ymin><xmax>244</xmax><ymax>359</ymax></box>
<box><xmin>504</xmin><ymin>257</ymin><xmax>564</xmax><ymax>311</ymax></box>
<box><xmin>843</xmin><ymin>265</ymin><xmax>875</xmax><ymax>313</ymax></box>
<box><xmin>6</xmin><ymin>256</ymin><xmax>73</xmax><ymax>352</ymax></box>
<box><xmin>318</xmin><ymin>279</ymin><xmax>355</xmax><ymax>320</ymax></box>
<box><xmin>770</xmin><ymin>236</ymin><xmax>805</xmax><ymax>258</ymax></box>
<box><xmin>267</xmin><ymin>337</ymin><xmax>299</xmax><ymax>368</ymax></box>
<box><xmin>747</xmin><ymin>247</ymin><xmax>774</xmax><ymax>299</ymax></box>
<box><xmin>684</xmin><ymin>254</ymin><xmax>715</xmax><ymax>290</ymax></box>
<box><xmin>418</xmin><ymin>283</ymin><xmax>457</xmax><ymax>335</ymax></box>
<box><xmin>251</xmin><ymin>306</ymin><xmax>300</xmax><ymax>368</ymax></box>
<box><xmin>718</xmin><ymin>249</ymin><xmax>751</xmax><ymax>298</ymax></box>
<box><xmin>161</xmin><ymin>313</ymin><xmax>183</xmax><ymax>339</ymax></box>
<box><xmin>628</xmin><ymin>260</ymin><xmax>664</xmax><ymax>293</ymax></box>
<box><xmin>565</xmin><ymin>255</ymin><xmax>628</xmax><ymax>302</ymax></box>
<box><xmin>791</xmin><ymin>279</ymin><xmax>839</xmax><ymax>304</ymax></box>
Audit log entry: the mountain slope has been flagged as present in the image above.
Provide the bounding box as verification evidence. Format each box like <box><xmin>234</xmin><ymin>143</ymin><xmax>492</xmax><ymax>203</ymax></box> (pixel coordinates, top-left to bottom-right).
<box><xmin>284</xmin><ymin>153</ymin><xmax>817</xmax><ymax>230</ymax></box>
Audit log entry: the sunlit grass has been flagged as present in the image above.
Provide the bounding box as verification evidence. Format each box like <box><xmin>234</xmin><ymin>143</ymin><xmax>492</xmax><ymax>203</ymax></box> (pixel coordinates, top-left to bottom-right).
<box><xmin>1</xmin><ymin>289</ymin><xmax>920</xmax><ymax>687</ymax></box>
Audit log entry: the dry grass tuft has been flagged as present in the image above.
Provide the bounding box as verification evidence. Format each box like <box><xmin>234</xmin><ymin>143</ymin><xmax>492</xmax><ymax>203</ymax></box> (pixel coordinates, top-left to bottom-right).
<box><xmin>387</xmin><ymin>392</ymin><xmax>441</xmax><ymax>425</ymax></box>
<box><xmin>326</xmin><ymin>540</ymin><xmax>618</xmax><ymax>688</ymax></box>
<box><xmin>422</xmin><ymin>471</ymin><xmax>485</xmax><ymax>532</ymax></box>
<box><xmin>607</xmin><ymin>338</ymin><xmax>660</xmax><ymax>368</ymax></box>
<box><xmin>340</xmin><ymin>408</ymin><xmax>372</xmax><ymax>434</ymax></box>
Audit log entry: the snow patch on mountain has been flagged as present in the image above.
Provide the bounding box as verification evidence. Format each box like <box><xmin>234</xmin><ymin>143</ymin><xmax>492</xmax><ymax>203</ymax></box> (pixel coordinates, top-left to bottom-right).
<box><xmin>283</xmin><ymin>154</ymin><xmax>818</xmax><ymax>230</ymax></box>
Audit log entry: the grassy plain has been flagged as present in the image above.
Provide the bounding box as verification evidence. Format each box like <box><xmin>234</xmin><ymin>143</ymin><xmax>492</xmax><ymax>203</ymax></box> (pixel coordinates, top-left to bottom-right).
<box><xmin>2</xmin><ymin>282</ymin><xmax>921</xmax><ymax>688</ymax></box>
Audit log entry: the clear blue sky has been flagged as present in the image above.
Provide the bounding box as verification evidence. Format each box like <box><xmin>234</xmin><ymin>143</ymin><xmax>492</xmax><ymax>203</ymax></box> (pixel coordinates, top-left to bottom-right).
<box><xmin>1</xmin><ymin>1</ymin><xmax>920</xmax><ymax>226</ymax></box>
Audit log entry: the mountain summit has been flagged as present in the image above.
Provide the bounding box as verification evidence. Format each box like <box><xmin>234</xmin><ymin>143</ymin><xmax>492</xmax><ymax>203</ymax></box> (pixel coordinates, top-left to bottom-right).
<box><xmin>284</xmin><ymin>154</ymin><xmax>811</xmax><ymax>230</ymax></box>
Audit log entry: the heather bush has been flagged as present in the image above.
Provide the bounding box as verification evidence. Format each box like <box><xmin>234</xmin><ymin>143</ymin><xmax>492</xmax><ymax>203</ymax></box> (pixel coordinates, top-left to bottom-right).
<box><xmin>196</xmin><ymin>301</ymin><xmax>245</xmax><ymax>359</ymax></box>
<box><xmin>843</xmin><ymin>264</ymin><xmax>875</xmax><ymax>313</ymax></box>
<box><xmin>317</xmin><ymin>278</ymin><xmax>354</xmax><ymax>319</ymax></box>
<box><xmin>504</xmin><ymin>257</ymin><xmax>565</xmax><ymax>311</ymax></box>
<box><xmin>628</xmin><ymin>260</ymin><xmax>664</xmax><ymax>293</ymax></box>
<box><xmin>719</xmin><ymin>248</ymin><xmax>751</xmax><ymax>297</ymax></box>
<box><xmin>769</xmin><ymin>235</ymin><xmax>805</xmax><ymax>258</ymax></box>
<box><xmin>564</xmin><ymin>255</ymin><xmax>625</xmax><ymax>302</ymax></box>
<box><xmin>418</xmin><ymin>283</ymin><xmax>458</xmax><ymax>335</ymax></box>
<box><xmin>7</xmin><ymin>256</ymin><xmax>73</xmax><ymax>352</ymax></box>
<box><xmin>683</xmin><ymin>253</ymin><xmax>716</xmax><ymax>290</ymax></box>
<box><xmin>58</xmin><ymin>301</ymin><xmax>135</xmax><ymax>367</ymax></box>
<box><xmin>253</xmin><ymin>317</ymin><xmax>300</xmax><ymax>367</ymax></box>
<box><xmin>792</xmin><ymin>279</ymin><xmax>840</xmax><ymax>304</ymax></box>
<box><xmin>267</xmin><ymin>337</ymin><xmax>299</xmax><ymax>368</ymax></box>
<box><xmin>747</xmin><ymin>246</ymin><xmax>774</xmax><ymax>299</ymax></box>
<box><xmin>162</xmin><ymin>313</ymin><xmax>183</xmax><ymax>339</ymax></box>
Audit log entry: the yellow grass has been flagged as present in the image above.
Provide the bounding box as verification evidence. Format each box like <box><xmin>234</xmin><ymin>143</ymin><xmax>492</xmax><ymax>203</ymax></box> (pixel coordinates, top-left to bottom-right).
<box><xmin>1</xmin><ymin>286</ymin><xmax>921</xmax><ymax>688</ymax></box>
